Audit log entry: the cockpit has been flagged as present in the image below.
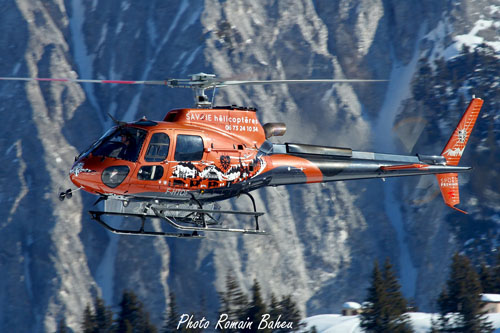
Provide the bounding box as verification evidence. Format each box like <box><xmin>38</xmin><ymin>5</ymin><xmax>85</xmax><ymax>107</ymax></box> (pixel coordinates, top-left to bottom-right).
<box><xmin>83</xmin><ymin>127</ymin><xmax>147</xmax><ymax>162</ymax></box>
<box><xmin>71</xmin><ymin>123</ymin><xmax>209</xmax><ymax>192</ymax></box>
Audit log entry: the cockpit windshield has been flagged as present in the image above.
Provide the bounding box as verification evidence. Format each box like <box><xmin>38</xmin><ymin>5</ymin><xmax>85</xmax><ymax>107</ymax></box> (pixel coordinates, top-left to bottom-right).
<box><xmin>90</xmin><ymin>127</ymin><xmax>147</xmax><ymax>162</ymax></box>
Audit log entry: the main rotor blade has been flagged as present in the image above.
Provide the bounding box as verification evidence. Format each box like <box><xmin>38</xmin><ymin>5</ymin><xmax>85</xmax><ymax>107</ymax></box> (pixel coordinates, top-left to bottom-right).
<box><xmin>0</xmin><ymin>75</ymin><xmax>387</xmax><ymax>91</ymax></box>
<box><xmin>0</xmin><ymin>76</ymin><xmax>168</xmax><ymax>85</ymax></box>
<box><xmin>217</xmin><ymin>79</ymin><xmax>387</xmax><ymax>87</ymax></box>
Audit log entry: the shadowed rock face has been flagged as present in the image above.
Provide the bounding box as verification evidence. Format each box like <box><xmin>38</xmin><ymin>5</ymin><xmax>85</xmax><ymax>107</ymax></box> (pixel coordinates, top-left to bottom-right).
<box><xmin>1</xmin><ymin>0</ymin><xmax>497</xmax><ymax>331</ymax></box>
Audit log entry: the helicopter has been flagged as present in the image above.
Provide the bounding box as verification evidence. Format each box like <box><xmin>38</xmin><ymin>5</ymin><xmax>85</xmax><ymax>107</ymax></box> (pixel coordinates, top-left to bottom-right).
<box><xmin>0</xmin><ymin>73</ymin><xmax>483</xmax><ymax>238</ymax></box>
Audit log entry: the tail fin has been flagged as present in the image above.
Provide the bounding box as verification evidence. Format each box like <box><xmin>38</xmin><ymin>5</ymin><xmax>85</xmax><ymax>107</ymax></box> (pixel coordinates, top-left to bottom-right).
<box><xmin>436</xmin><ymin>97</ymin><xmax>483</xmax><ymax>213</ymax></box>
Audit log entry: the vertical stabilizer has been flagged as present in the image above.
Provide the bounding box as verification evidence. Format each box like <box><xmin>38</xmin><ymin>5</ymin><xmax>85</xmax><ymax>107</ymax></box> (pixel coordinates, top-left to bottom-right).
<box><xmin>436</xmin><ymin>97</ymin><xmax>483</xmax><ymax>213</ymax></box>
<box><xmin>440</xmin><ymin>98</ymin><xmax>483</xmax><ymax>165</ymax></box>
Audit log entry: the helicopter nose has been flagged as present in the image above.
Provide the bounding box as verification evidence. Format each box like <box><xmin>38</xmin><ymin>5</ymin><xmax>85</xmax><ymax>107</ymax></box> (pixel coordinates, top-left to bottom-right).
<box><xmin>69</xmin><ymin>160</ymin><xmax>99</xmax><ymax>192</ymax></box>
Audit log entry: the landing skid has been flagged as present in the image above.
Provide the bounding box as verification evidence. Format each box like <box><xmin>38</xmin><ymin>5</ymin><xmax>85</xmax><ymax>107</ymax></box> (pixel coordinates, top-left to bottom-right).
<box><xmin>150</xmin><ymin>207</ymin><xmax>266</xmax><ymax>235</ymax></box>
<box><xmin>89</xmin><ymin>211</ymin><xmax>203</xmax><ymax>238</ymax></box>
<box><xmin>88</xmin><ymin>192</ymin><xmax>267</xmax><ymax>238</ymax></box>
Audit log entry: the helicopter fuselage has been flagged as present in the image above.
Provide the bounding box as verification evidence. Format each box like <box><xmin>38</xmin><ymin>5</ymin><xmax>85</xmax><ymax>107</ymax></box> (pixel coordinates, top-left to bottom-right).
<box><xmin>69</xmin><ymin>105</ymin><xmax>470</xmax><ymax>205</ymax></box>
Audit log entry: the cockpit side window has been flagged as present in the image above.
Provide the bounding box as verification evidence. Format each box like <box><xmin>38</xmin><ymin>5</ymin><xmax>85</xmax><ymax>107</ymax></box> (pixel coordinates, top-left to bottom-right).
<box><xmin>91</xmin><ymin>127</ymin><xmax>147</xmax><ymax>162</ymax></box>
<box><xmin>145</xmin><ymin>133</ymin><xmax>170</xmax><ymax>162</ymax></box>
<box><xmin>174</xmin><ymin>135</ymin><xmax>204</xmax><ymax>161</ymax></box>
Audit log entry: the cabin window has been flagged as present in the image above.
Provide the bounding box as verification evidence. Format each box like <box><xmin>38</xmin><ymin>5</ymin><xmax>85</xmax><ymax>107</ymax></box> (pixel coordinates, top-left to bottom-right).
<box><xmin>174</xmin><ymin>135</ymin><xmax>204</xmax><ymax>161</ymax></box>
<box><xmin>145</xmin><ymin>133</ymin><xmax>170</xmax><ymax>162</ymax></box>
<box><xmin>137</xmin><ymin>165</ymin><xmax>164</xmax><ymax>180</ymax></box>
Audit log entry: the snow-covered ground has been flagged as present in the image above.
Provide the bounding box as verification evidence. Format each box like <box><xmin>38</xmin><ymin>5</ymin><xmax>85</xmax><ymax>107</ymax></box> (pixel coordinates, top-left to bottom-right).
<box><xmin>302</xmin><ymin>313</ymin><xmax>500</xmax><ymax>333</ymax></box>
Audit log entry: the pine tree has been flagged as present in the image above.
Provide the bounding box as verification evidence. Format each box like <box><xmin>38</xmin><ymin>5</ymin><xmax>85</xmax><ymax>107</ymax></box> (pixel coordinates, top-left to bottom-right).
<box><xmin>435</xmin><ymin>253</ymin><xmax>494</xmax><ymax>333</ymax></box>
<box><xmin>243</xmin><ymin>279</ymin><xmax>268</xmax><ymax>333</ymax></box>
<box><xmin>360</xmin><ymin>259</ymin><xmax>413</xmax><ymax>333</ymax></box>
<box><xmin>478</xmin><ymin>262</ymin><xmax>495</xmax><ymax>294</ymax></box>
<box><xmin>218</xmin><ymin>270</ymin><xmax>249</xmax><ymax>323</ymax></box>
<box><xmin>162</xmin><ymin>291</ymin><xmax>180</xmax><ymax>333</ymax></box>
<box><xmin>140</xmin><ymin>312</ymin><xmax>157</xmax><ymax>333</ymax></box>
<box><xmin>268</xmin><ymin>293</ymin><xmax>281</xmax><ymax>324</ymax></box>
<box><xmin>491</xmin><ymin>249</ymin><xmax>500</xmax><ymax>293</ymax></box>
<box><xmin>94</xmin><ymin>296</ymin><xmax>113</xmax><ymax>332</ymax></box>
<box><xmin>278</xmin><ymin>295</ymin><xmax>303</xmax><ymax>332</ymax></box>
<box><xmin>115</xmin><ymin>290</ymin><xmax>140</xmax><ymax>332</ymax></box>
<box><xmin>382</xmin><ymin>259</ymin><xmax>413</xmax><ymax>332</ymax></box>
<box><xmin>82</xmin><ymin>303</ymin><xmax>96</xmax><ymax>333</ymax></box>
<box><xmin>360</xmin><ymin>261</ymin><xmax>387</xmax><ymax>332</ymax></box>
<box><xmin>114</xmin><ymin>290</ymin><xmax>157</xmax><ymax>333</ymax></box>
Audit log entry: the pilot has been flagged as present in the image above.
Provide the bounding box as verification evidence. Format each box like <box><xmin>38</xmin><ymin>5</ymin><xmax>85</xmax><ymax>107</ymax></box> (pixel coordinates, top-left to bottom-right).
<box><xmin>119</xmin><ymin>133</ymin><xmax>137</xmax><ymax>160</ymax></box>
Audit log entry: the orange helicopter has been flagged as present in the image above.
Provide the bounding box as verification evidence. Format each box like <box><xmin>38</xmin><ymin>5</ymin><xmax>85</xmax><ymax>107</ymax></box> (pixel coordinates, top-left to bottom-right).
<box><xmin>0</xmin><ymin>73</ymin><xmax>483</xmax><ymax>238</ymax></box>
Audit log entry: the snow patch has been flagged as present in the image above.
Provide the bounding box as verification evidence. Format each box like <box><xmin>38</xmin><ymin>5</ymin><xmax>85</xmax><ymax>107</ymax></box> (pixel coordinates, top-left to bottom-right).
<box><xmin>172</xmin><ymin>51</ymin><xmax>188</xmax><ymax>69</ymax></box>
<box><xmin>115</xmin><ymin>21</ymin><xmax>124</xmax><ymax>35</ymax></box>
<box><xmin>425</xmin><ymin>17</ymin><xmax>500</xmax><ymax>62</ymax></box>
<box><xmin>164</xmin><ymin>1</ymin><xmax>189</xmax><ymax>44</ymax></box>
<box><xmin>12</xmin><ymin>62</ymin><xmax>21</xmax><ymax>75</ymax></box>
<box><xmin>182</xmin><ymin>4</ymin><xmax>202</xmax><ymax>32</ymax></box>
<box><xmin>182</xmin><ymin>45</ymin><xmax>203</xmax><ymax>72</ymax></box>
<box><xmin>482</xmin><ymin>294</ymin><xmax>500</xmax><ymax>303</ymax></box>
<box><xmin>96</xmin><ymin>24</ymin><xmax>108</xmax><ymax>51</ymax></box>
<box><xmin>424</xmin><ymin>19</ymin><xmax>453</xmax><ymax>63</ymax></box>
<box><xmin>342</xmin><ymin>302</ymin><xmax>361</xmax><ymax>309</ymax></box>
<box><xmin>120</xmin><ymin>1</ymin><xmax>130</xmax><ymax>11</ymax></box>
<box><xmin>302</xmin><ymin>313</ymin><xmax>500</xmax><ymax>333</ymax></box>
<box><xmin>444</xmin><ymin>19</ymin><xmax>500</xmax><ymax>58</ymax></box>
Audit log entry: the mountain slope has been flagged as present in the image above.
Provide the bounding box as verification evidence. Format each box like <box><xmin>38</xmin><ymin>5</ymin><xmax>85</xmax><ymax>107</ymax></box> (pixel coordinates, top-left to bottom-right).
<box><xmin>0</xmin><ymin>1</ymin><xmax>498</xmax><ymax>331</ymax></box>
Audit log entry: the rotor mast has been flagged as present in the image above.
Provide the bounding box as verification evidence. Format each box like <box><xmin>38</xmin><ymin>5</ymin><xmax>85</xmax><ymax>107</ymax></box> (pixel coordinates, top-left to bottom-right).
<box><xmin>163</xmin><ymin>73</ymin><xmax>216</xmax><ymax>108</ymax></box>
<box><xmin>191</xmin><ymin>73</ymin><xmax>215</xmax><ymax>107</ymax></box>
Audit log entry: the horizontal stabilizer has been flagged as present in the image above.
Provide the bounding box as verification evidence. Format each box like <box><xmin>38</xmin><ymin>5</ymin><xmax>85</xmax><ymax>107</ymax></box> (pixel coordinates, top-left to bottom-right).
<box><xmin>436</xmin><ymin>173</ymin><xmax>467</xmax><ymax>214</ymax></box>
<box><xmin>380</xmin><ymin>163</ymin><xmax>429</xmax><ymax>171</ymax></box>
<box><xmin>378</xmin><ymin>164</ymin><xmax>470</xmax><ymax>177</ymax></box>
